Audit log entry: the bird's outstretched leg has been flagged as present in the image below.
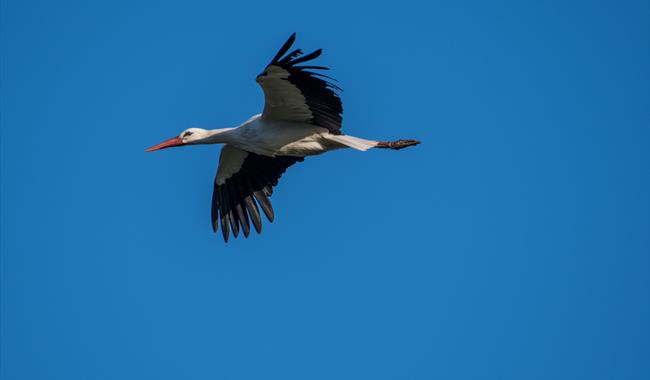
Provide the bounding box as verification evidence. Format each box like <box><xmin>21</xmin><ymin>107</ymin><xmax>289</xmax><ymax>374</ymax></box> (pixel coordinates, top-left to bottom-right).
<box><xmin>376</xmin><ymin>139</ymin><xmax>421</xmax><ymax>150</ymax></box>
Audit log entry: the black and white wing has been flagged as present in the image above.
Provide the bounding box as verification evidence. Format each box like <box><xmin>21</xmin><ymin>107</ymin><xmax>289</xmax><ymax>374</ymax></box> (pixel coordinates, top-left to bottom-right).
<box><xmin>212</xmin><ymin>145</ymin><xmax>303</xmax><ymax>242</ymax></box>
<box><xmin>256</xmin><ymin>33</ymin><xmax>344</xmax><ymax>134</ymax></box>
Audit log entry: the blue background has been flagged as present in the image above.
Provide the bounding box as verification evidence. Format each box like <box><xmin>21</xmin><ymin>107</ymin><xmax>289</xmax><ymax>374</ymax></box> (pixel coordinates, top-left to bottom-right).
<box><xmin>2</xmin><ymin>0</ymin><xmax>648</xmax><ymax>379</ymax></box>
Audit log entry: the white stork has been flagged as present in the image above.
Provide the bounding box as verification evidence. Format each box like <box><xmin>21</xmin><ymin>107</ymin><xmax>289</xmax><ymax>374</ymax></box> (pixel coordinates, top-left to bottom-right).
<box><xmin>146</xmin><ymin>33</ymin><xmax>420</xmax><ymax>242</ymax></box>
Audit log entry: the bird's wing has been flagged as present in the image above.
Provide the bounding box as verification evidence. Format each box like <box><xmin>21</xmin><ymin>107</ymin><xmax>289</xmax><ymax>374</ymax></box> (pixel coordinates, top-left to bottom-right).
<box><xmin>212</xmin><ymin>145</ymin><xmax>303</xmax><ymax>242</ymax></box>
<box><xmin>256</xmin><ymin>33</ymin><xmax>343</xmax><ymax>134</ymax></box>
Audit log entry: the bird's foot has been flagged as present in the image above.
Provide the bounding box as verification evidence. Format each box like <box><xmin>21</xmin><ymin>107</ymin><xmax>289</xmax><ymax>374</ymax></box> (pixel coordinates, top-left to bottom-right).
<box><xmin>377</xmin><ymin>139</ymin><xmax>421</xmax><ymax>150</ymax></box>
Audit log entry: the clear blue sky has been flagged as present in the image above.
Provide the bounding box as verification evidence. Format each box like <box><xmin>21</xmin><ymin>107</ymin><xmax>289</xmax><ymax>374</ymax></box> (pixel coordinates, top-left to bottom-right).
<box><xmin>1</xmin><ymin>0</ymin><xmax>648</xmax><ymax>379</ymax></box>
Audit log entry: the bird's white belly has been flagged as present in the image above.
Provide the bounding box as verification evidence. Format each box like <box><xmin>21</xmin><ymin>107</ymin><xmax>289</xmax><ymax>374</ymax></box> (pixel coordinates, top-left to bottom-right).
<box><xmin>274</xmin><ymin>134</ymin><xmax>336</xmax><ymax>156</ymax></box>
<box><xmin>230</xmin><ymin>117</ymin><xmax>340</xmax><ymax>157</ymax></box>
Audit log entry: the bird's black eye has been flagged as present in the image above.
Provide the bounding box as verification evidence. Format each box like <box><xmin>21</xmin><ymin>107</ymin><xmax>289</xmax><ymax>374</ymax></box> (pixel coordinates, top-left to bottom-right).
<box><xmin>184</xmin><ymin>131</ymin><xmax>193</xmax><ymax>137</ymax></box>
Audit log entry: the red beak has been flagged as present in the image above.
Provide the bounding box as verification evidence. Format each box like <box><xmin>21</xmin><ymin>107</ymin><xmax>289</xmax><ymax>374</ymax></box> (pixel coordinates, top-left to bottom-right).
<box><xmin>145</xmin><ymin>137</ymin><xmax>184</xmax><ymax>152</ymax></box>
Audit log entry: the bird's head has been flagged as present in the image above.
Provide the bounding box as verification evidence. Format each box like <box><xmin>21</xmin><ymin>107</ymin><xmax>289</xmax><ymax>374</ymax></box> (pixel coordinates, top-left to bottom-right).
<box><xmin>145</xmin><ymin>128</ymin><xmax>210</xmax><ymax>152</ymax></box>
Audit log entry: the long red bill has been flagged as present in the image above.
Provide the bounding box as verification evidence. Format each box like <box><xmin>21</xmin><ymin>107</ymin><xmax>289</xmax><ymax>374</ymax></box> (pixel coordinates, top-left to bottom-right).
<box><xmin>145</xmin><ymin>137</ymin><xmax>184</xmax><ymax>152</ymax></box>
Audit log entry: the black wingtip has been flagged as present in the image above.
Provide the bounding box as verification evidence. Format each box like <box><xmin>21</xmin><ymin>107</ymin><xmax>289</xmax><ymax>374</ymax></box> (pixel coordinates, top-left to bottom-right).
<box><xmin>270</xmin><ymin>33</ymin><xmax>298</xmax><ymax>64</ymax></box>
<box><xmin>245</xmin><ymin>197</ymin><xmax>262</xmax><ymax>234</ymax></box>
<box><xmin>253</xmin><ymin>190</ymin><xmax>274</xmax><ymax>222</ymax></box>
<box><xmin>212</xmin><ymin>214</ymin><xmax>219</xmax><ymax>233</ymax></box>
<box><xmin>221</xmin><ymin>215</ymin><xmax>229</xmax><ymax>242</ymax></box>
<box><xmin>290</xmin><ymin>49</ymin><xmax>322</xmax><ymax>65</ymax></box>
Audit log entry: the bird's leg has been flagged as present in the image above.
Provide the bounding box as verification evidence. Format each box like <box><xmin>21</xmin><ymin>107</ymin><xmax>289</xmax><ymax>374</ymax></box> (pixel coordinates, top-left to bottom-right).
<box><xmin>376</xmin><ymin>139</ymin><xmax>421</xmax><ymax>150</ymax></box>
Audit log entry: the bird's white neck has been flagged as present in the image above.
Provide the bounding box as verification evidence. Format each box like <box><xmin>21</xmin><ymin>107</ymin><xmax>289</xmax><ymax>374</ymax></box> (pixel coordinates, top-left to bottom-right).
<box><xmin>197</xmin><ymin>128</ymin><xmax>237</xmax><ymax>145</ymax></box>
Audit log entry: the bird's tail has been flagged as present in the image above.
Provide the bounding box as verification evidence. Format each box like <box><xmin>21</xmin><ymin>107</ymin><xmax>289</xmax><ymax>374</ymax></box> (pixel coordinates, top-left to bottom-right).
<box><xmin>325</xmin><ymin>134</ymin><xmax>378</xmax><ymax>151</ymax></box>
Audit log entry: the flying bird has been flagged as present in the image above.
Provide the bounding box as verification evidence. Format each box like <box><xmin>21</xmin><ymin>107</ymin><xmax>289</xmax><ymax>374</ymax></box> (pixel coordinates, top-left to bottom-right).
<box><xmin>146</xmin><ymin>33</ymin><xmax>420</xmax><ymax>242</ymax></box>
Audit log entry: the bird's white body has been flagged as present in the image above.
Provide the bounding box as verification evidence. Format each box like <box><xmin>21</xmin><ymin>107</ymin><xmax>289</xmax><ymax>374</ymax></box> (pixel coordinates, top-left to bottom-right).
<box><xmin>189</xmin><ymin>114</ymin><xmax>378</xmax><ymax>157</ymax></box>
<box><xmin>146</xmin><ymin>33</ymin><xmax>419</xmax><ymax>242</ymax></box>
